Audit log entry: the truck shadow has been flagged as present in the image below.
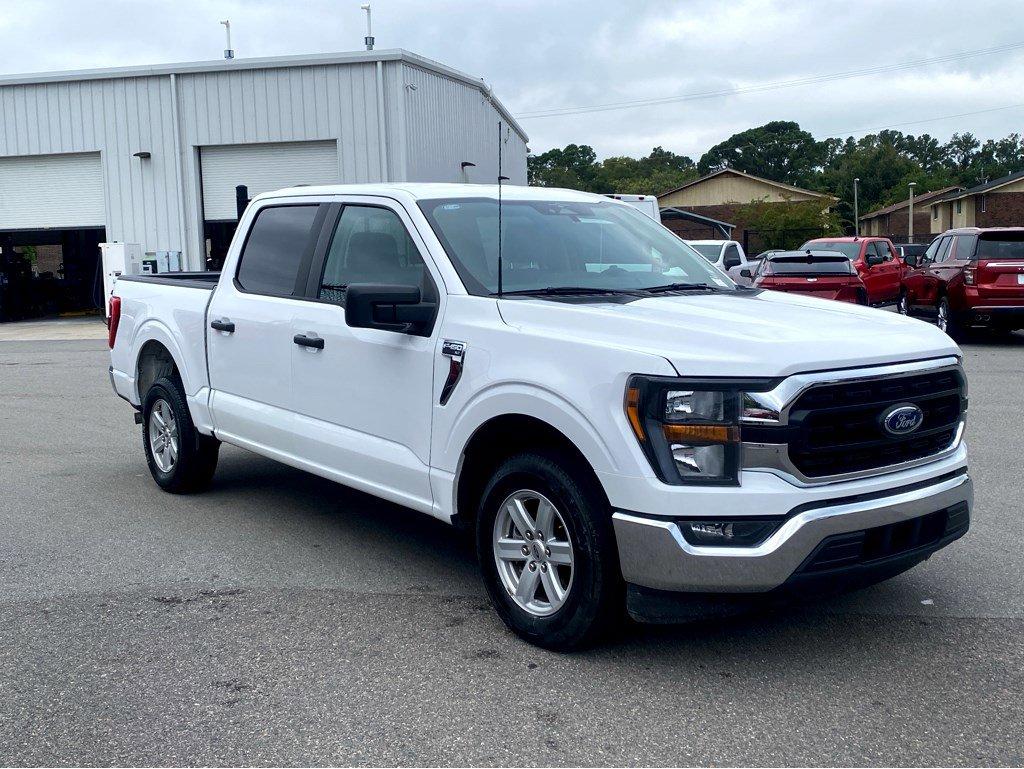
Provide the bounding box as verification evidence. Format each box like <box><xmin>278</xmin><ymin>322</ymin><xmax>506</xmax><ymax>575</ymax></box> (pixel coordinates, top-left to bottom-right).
<box><xmin>205</xmin><ymin>447</ymin><xmax>920</xmax><ymax>652</ymax></box>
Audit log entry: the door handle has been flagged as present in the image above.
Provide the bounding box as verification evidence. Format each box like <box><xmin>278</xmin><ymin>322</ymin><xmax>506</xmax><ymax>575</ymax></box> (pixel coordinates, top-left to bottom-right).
<box><xmin>293</xmin><ymin>333</ymin><xmax>325</xmax><ymax>350</ymax></box>
<box><xmin>210</xmin><ymin>319</ymin><xmax>235</xmax><ymax>333</ymax></box>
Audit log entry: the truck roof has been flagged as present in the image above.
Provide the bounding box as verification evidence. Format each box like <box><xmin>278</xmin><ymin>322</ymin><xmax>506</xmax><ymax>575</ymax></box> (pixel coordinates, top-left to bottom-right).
<box><xmin>254</xmin><ymin>183</ymin><xmax>608</xmax><ymax>204</ymax></box>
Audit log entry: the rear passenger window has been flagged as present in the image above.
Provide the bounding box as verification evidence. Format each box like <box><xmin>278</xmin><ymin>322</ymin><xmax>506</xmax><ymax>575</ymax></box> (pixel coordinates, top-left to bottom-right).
<box><xmin>318</xmin><ymin>205</ymin><xmax>437</xmax><ymax>305</ymax></box>
<box><xmin>953</xmin><ymin>235</ymin><xmax>977</xmax><ymax>260</ymax></box>
<box><xmin>236</xmin><ymin>205</ymin><xmax>321</xmax><ymax>295</ymax></box>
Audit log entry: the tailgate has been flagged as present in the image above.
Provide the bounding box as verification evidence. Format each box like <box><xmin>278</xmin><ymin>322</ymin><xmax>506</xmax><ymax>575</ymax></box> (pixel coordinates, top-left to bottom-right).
<box><xmin>973</xmin><ymin>233</ymin><xmax>1024</xmax><ymax>301</ymax></box>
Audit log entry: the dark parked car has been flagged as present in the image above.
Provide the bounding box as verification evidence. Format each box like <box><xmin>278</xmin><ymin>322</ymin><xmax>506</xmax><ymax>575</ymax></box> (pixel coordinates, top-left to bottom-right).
<box><xmin>895</xmin><ymin>243</ymin><xmax>928</xmax><ymax>261</ymax></box>
<box><xmin>898</xmin><ymin>227</ymin><xmax>1024</xmax><ymax>336</ymax></box>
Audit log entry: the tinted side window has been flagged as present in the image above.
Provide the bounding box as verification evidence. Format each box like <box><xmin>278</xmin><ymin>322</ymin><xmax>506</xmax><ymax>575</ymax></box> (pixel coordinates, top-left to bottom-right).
<box><xmin>935</xmin><ymin>237</ymin><xmax>955</xmax><ymax>262</ymax></box>
<box><xmin>236</xmin><ymin>205</ymin><xmax>321</xmax><ymax>295</ymax></box>
<box><xmin>872</xmin><ymin>241</ymin><xmax>890</xmax><ymax>260</ymax></box>
<box><xmin>318</xmin><ymin>205</ymin><xmax>437</xmax><ymax>306</ymax></box>
<box><xmin>923</xmin><ymin>237</ymin><xmax>943</xmax><ymax>263</ymax></box>
<box><xmin>953</xmin><ymin>234</ymin><xmax>977</xmax><ymax>260</ymax></box>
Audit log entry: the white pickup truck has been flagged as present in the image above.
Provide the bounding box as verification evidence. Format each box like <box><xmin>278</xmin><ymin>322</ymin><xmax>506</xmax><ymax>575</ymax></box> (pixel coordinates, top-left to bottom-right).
<box><xmin>109</xmin><ymin>183</ymin><xmax>972</xmax><ymax>649</ymax></box>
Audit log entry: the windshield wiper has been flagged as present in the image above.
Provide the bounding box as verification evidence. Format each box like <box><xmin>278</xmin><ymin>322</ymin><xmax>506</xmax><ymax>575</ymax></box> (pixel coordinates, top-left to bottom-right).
<box><xmin>642</xmin><ymin>282</ymin><xmax>721</xmax><ymax>293</ymax></box>
<box><xmin>493</xmin><ymin>286</ymin><xmax>642</xmax><ymax>297</ymax></box>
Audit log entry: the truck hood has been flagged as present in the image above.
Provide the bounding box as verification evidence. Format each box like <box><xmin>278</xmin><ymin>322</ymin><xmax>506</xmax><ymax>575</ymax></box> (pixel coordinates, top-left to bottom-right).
<box><xmin>497</xmin><ymin>290</ymin><xmax>960</xmax><ymax>378</ymax></box>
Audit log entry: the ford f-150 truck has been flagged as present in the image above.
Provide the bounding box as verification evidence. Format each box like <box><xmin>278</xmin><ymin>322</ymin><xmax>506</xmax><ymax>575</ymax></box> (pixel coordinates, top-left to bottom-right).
<box><xmin>109</xmin><ymin>184</ymin><xmax>972</xmax><ymax>649</ymax></box>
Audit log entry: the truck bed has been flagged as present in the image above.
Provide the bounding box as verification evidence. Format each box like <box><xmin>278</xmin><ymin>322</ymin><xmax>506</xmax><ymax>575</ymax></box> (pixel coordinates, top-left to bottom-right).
<box><xmin>116</xmin><ymin>271</ymin><xmax>220</xmax><ymax>290</ymax></box>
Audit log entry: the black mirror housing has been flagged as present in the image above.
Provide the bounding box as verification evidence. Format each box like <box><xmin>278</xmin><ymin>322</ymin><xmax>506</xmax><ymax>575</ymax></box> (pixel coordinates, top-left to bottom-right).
<box><xmin>904</xmin><ymin>254</ymin><xmax>918</xmax><ymax>267</ymax></box>
<box><xmin>866</xmin><ymin>254</ymin><xmax>884</xmax><ymax>266</ymax></box>
<box><xmin>345</xmin><ymin>284</ymin><xmax>436</xmax><ymax>336</ymax></box>
<box><xmin>739</xmin><ymin>268</ymin><xmax>752</xmax><ymax>278</ymax></box>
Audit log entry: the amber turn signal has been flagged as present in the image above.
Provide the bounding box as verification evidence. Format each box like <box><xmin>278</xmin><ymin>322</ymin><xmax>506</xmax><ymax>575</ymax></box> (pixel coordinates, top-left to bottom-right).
<box><xmin>662</xmin><ymin>423</ymin><xmax>739</xmax><ymax>444</ymax></box>
<box><xmin>625</xmin><ymin>387</ymin><xmax>645</xmax><ymax>442</ymax></box>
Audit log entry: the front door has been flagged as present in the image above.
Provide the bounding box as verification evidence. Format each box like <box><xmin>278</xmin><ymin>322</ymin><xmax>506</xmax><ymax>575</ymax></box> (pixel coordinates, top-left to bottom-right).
<box><xmin>289</xmin><ymin>199</ymin><xmax>443</xmax><ymax>512</ymax></box>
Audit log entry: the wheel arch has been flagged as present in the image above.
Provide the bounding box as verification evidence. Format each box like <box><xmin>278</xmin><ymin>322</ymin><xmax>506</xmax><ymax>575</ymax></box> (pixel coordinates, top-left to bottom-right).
<box><xmin>452</xmin><ymin>413</ymin><xmax>608</xmax><ymax>532</ymax></box>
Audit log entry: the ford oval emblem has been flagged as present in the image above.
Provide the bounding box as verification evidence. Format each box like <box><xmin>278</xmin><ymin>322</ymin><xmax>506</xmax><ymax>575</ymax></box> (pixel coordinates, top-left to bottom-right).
<box><xmin>881</xmin><ymin>403</ymin><xmax>924</xmax><ymax>436</ymax></box>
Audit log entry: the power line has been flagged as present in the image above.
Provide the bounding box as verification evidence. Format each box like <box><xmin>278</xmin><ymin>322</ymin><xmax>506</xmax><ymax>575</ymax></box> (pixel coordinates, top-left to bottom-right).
<box><xmin>821</xmin><ymin>102</ymin><xmax>1024</xmax><ymax>138</ymax></box>
<box><xmin>515</xmin><ymin>41</ymin><xmax>1024</xmax><ymax>119</ymax></box>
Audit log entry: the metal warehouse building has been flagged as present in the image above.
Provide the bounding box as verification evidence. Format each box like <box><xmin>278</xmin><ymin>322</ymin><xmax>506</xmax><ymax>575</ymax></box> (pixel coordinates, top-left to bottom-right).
<box><xmin>0</xmin><ymin>49</ymin><xmax>527</xmax><ymax>318</ymax></box>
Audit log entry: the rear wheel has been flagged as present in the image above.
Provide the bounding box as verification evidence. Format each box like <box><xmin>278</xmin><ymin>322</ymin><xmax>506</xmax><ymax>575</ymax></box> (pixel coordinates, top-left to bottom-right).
<box><xmin>476</xmin><ymin>450</ymin><xmax>623</xmax><ymax>650</ymax></box>
<box><xmin>142</xmin><ymin>376</ymin><xmax>219</xmax><ymax>493</ymax></box>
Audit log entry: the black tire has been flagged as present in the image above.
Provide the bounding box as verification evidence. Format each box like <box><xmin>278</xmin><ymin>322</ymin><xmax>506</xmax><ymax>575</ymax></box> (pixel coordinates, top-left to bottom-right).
<box><xmin>856</xmin><ymin>289</ymin><xmax>869</xmax><ymax>306</ymax></box>
<box><xmin>142</xmin><ymin>376</ymin><xmax>219</xmax><ymax>493</ymax></box>
<box><xmin>936</xmin><ymin>296</ymin><xmax>962</xmax><ymax>338</ymax></box>
<box><xmin>896</xmin><ymin>290</ymin><xmax>910</xmax><ymax>316</ymax></box>
<box><xmin>475</xmin><ymin>449</ymin><xmax>623</xmax><ymax>650</ymax></box>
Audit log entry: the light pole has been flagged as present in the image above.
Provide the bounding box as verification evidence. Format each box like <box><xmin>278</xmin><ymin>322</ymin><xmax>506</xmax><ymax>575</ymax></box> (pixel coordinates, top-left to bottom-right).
<box><xmin>853</xmin><ymin>178</ymin><xmax>860</xmax><ymax>236</ymax></box>
<box><xmin>908</xmin><ymin>181</ymin><xmax>917</xmax><ymax>242</ymax></box>
<box><xmin>360</xmin><ymin>4</ymin><xmax>374</xmax><ymax>50</ymax></box>
<box><xmin>220</xmin><ymin>20</ymin><xmax>234</xmax><ymax>59</ymax></box>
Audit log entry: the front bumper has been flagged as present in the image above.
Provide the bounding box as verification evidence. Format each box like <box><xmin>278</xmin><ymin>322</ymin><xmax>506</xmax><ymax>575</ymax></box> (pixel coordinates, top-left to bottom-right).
<box><xmin>612</xmin><ymin>470</ymin><xmax>972</xmax><ymax>594</ymax></box>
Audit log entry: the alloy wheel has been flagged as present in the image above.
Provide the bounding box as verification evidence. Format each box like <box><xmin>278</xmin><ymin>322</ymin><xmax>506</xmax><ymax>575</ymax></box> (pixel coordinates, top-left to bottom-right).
<box><xmin>492</xmin><ymin>490</ymin><xmax>575</xmax><ymax>617</ymax></box>
<box><xmin>937</xmin><ymin>302</ymin><xmax>949</xmax><ymax>332</ymax></box>
<box><xmin>148</xmin><ymin>398</ymin><xmax>179</xmax><ymax>472</ymax></box>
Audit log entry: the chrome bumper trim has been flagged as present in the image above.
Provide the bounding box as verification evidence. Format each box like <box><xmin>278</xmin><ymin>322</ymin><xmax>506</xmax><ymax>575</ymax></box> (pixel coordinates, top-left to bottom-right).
<box><xmin>612</xmin><ymin>472</ymin><xmax>972</xmax><ymax>593</ymax></box>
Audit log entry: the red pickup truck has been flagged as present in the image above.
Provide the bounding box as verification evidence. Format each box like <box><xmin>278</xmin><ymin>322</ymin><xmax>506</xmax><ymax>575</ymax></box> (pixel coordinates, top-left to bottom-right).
<box><xmin>799</xmin><ymin>237</ymin><xmax>904</xmax><ymax>305</ymax></box>
<box><xmin>897</xmin><ymin>227</ymin><xmax>1024</xmax><ymax>336</ymax></box>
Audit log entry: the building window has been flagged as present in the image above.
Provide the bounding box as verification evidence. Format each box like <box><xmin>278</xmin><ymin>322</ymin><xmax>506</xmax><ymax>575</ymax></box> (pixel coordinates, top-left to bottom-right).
<box><xmin>956</xmin><ymin>200</ymin><xmax>962</xmax><ymax>215</ymax></box>
<box><xmin>980</xmin><ymin>194</ymin><xmax>987</xmax><ymax>213</ymax></box>
<box><xmin>933</xmin><ymin>206</ymin><xmax>938</xmax><ymax>219</ymax></box>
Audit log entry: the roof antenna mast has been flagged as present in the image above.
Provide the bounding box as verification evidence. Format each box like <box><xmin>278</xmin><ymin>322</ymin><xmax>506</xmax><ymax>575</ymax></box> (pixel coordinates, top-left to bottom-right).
<box><xmin>497</xmin><ymin>120</ymin><xmax>509</xmax><ymax>298</ymax></box>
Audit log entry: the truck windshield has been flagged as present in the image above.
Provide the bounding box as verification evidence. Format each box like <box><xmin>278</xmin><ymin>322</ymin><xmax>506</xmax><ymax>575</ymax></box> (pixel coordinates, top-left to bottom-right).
<box><xmin>689</xmin><ymin>244</ymin><xmax>724</xmax><ymax>262</ymax></box>
<box><xmin>418</xmin><ymin>198</ymin><xmax>735</xmax><ymax>296</ymax></box>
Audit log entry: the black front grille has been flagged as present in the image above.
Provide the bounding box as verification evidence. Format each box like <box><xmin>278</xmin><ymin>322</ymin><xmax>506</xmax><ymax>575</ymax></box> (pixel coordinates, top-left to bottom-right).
<box><xmin>799</xmin><ymin>502</ymin><xmax>969</xmax><ymax>574</ymax></box>
<box><xmin>786</xmin><ymin>368</ymin><xmax>965</xmax><ymax>478</ymax></box>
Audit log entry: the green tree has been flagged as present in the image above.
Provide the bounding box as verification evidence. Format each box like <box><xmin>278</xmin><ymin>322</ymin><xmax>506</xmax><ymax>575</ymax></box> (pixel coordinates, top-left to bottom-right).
<box><xmin>527</xmin><ymin>144</ymin><xmax>599</xmax><ymax>189</ymax></box>
<box><xmin>735</xmin><ymin>197</ymin><xmax>841</xmax><ymax>250</ymax></box>
<box><xmin>697</xmin><ymin>121</ymin><xmax>825</xmax><ymax>187</ymax></box>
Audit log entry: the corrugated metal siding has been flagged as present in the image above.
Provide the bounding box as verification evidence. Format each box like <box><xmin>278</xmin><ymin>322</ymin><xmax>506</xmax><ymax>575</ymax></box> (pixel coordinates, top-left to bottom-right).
<box><xmin>199</xmin><ymin>140</ymin><xmax>341</xmax><ymax>220</ymax></box>
<box><xmin>401</xmin><ymin>64</ymin><xmax>528</xmax><ymax>185</ymax></box>
<box><xmin>0</xmin><ymin>152</ymin><xmax>104</xmax><ymax>228</ymax></box>
<box><xmin>0</xmin><ymin>55</ymin><xmax>527</xmax><ymax>268</ymax></box>
<box><xmin>0</xmin><ymin>76</ymin><xmax>181</xmax><ymax>250</ymax></box>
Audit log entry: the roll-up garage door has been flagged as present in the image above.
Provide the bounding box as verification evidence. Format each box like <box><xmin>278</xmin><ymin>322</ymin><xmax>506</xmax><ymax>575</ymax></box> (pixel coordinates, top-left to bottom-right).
<box><xmin>0</xmin><ymin>153</ymin><xmax>104</xmax><ymax>230</ymax></box>
<box><xmin>200</xmin><ymin>141</ymin><xmax>341</xmax><ymax>221</ymax></box>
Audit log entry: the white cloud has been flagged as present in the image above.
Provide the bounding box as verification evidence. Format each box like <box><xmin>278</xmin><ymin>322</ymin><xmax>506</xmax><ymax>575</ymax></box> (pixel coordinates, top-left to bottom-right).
<box><xmin>1</xmin><ymin>0</ymin><xmax>1022</xmax><ymax>159</ymax></box>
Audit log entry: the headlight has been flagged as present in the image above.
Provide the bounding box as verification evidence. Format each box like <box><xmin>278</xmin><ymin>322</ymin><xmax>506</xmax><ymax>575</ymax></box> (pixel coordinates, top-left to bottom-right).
<box><xmin>625</xmin><ymin>376</ymin><xmax>743</xmax><ymax>485</ymax></box>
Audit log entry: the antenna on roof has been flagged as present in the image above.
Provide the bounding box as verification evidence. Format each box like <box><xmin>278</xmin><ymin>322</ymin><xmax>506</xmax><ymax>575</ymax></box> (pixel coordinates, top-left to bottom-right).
<box><xmin>497</xmin><ymin>120</ymin><xmax>505</xmax><ymax>297</ymax></box>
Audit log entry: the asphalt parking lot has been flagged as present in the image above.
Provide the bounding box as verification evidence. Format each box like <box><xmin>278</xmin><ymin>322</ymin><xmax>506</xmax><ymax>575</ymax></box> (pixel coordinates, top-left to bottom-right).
<box><xmin>1</xmin><ymin>323</ymin><xmax>1022</xmax><ymax>766</ymax></box>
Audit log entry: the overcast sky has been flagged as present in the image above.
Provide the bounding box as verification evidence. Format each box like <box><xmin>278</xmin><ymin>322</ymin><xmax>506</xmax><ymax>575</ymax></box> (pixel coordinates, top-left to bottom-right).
<box><xmin>2</xmin><ymin>0</ymin><xmax>1022</xmax><ymax>160</ymax></box>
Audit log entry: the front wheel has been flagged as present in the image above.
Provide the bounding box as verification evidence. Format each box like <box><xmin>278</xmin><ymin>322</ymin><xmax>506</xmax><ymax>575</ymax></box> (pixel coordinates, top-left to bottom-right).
<box><xmin>936</xmin><ymin>296</ymin><xmax>961</xmax><ymax>338</ymax></box>
<box><xmin>142</xmin><ymin>376</ymin><xmax>220</xmax><ymax>493</ymax></box>
<box><xmin>476</xmin><ymin>450</ymin><xmax>623</xmax><ymax>650</ymax></box>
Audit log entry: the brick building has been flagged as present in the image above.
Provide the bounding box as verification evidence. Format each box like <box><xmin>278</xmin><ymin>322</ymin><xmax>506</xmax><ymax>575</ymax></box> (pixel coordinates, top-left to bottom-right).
<box><xmin>859</xmin><ymin>186</ymin><xmax>960</xmax><ymax>242</ymax></box>
<box><xmin>928</xmin><ymin>170</ymin><xmax>1024</xmax><ymax>232</ymax></box>
<box><xmin>656</xmin><ymin>168</ymin><xmax>833</xmax><ymax>250</ymax></box>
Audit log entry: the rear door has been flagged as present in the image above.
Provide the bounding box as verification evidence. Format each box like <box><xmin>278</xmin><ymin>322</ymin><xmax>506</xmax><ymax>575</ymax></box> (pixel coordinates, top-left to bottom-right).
<box><xmin>207</xmin><ymin>201</ymin><xmax>328</xmax><ymax>455</ymax></box>
<box><xmin>288</xmin><ymin>198</ymin><xmax>444</xmax><ymax>512</ymax></box>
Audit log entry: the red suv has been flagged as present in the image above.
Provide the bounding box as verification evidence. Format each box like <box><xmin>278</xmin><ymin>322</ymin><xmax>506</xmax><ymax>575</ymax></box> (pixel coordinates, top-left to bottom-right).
<box><xmin>898</xmin><ymin>227</ymin><xmax>1024</xmax><ymax>336</ymax></box>
<box><xmin>799</xmin><ymin>237</ymin><xmax>905</xmax><ymax>305</ymax></box>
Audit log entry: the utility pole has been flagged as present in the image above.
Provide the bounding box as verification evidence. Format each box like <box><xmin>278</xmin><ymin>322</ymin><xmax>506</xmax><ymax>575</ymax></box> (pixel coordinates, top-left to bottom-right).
<box><xmin>360</xmin><ymin>4</ymin><xmax>374</xmax><ymax>50</ymax></box>
<box><xmin>853</xmin><ymin>178</ymin><xmax>860</xmax><ymax>236</ymax></box>
<box><xmin>908</xmin><ymin>181</ymin><xmax>917</xmax><ymax>241</ymax></box>
<box><xmin>220</xmin><ymin>20</ymin><xmax>234</xmax><ymax>59</ymax></box>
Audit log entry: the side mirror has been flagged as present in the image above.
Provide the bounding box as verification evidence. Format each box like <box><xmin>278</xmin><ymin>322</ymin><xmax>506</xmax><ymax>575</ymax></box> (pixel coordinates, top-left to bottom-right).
<box><xmin>345</xmin><ymin>284</ymin><xmax>436</xmax><ymax>336</ymax></box>
<box><xmin>904</xmin><ymin>254</ymin><xmax>919</xmax><ymax>268</ymax></box>
<box><xmin>865</xmin><ymin>253</ymin><xmax>885</xmax><ymax>266</ymax></box>
<box><xmin>739</xmin><ymin>268</ymin><xmax>752</xmax><ymax>279</ymax></box>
